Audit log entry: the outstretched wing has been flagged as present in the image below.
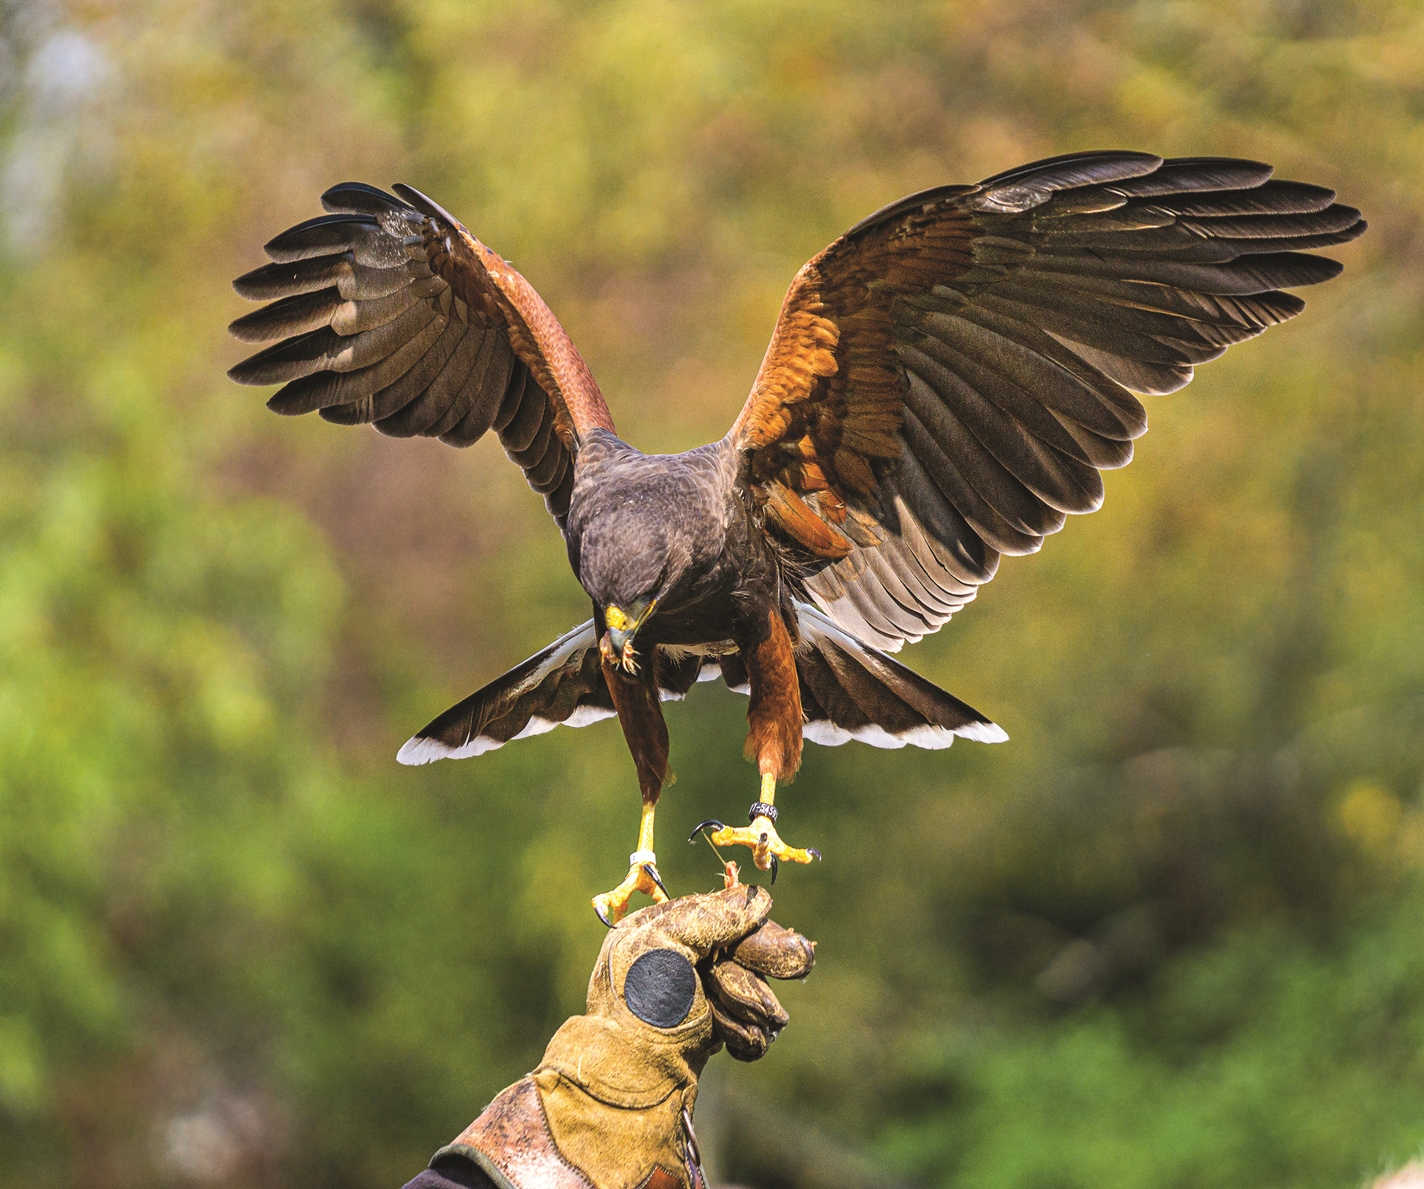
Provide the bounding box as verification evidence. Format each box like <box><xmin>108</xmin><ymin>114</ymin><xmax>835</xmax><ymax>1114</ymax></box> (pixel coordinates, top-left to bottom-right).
<box><xmin>731</xmin><ymin>152</ymin><xmax>1365</xmax><ymax>650</ymax></box>
<box><xmin>228</xmin><ymin>182</ymin><xmax>614</xmax><ymax>530</ymax></box>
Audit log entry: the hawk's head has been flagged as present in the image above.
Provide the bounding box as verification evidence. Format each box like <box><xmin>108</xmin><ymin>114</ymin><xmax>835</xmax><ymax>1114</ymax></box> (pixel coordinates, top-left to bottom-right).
<box><xmin>579</xmin><ymin>511</ymin><xmax>679</xmax><ymax>675</ymax></box>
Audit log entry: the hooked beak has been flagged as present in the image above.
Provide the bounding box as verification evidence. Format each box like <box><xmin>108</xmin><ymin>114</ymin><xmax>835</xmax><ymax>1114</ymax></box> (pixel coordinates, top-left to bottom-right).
<box><xmin>601</xmin><ymin>597</ymin><xmax>656</xmax><ymax>673</ymax></box>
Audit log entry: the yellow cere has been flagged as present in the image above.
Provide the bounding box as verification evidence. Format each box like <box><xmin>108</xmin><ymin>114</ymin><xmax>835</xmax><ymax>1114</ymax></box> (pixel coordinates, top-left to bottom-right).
<box><xmin>605</xmin><ymin>605</ymin><xmax>634</xmax><ymax>632</ymax></box>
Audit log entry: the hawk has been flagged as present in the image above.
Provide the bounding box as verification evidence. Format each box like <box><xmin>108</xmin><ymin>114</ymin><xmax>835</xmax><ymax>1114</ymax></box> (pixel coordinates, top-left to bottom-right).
<box><xmin>229</xmin><ymin>151</ymin><xmax>1364</xmax><ymax>924</ymax></box>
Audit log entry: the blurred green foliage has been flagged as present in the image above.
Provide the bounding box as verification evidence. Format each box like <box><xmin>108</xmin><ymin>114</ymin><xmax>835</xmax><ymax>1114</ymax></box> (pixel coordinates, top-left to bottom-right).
<box><xmin>1</xmin><ymin>1</ymin><xmax>1421</xmax><ymax>1186</ymax></box>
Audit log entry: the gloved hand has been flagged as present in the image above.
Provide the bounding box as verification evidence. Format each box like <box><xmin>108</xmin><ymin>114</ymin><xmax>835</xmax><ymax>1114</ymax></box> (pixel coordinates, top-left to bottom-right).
<box><xmin>403</xmin><ymin>882</ymin><xmax>814</xmax><ymax>1189</ymax></box>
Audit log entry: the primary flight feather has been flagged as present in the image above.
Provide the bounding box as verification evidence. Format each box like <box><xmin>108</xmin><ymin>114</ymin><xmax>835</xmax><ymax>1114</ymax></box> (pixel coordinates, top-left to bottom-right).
<box><xmin>229</xmin><ymin>151</ymin><xmax>1364</xmax><ymax>924</ymax></box>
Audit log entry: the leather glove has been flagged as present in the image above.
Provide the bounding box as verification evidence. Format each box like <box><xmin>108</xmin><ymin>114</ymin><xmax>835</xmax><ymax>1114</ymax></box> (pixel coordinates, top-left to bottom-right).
<box><xmin>412</xmin><ymin>883</ymin><xmax>814</xmax><ymax>1189</ymax></box>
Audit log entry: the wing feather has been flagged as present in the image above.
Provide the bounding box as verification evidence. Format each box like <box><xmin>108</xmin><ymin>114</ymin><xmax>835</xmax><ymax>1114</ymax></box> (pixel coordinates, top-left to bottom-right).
<box><xmin>229</xmin><ymin>182</ymin><xmax>615</xmax><ymax>531</ymax></box>
<box><xmin>731</xmin><ymin>152</ymin><xmax>1364</xmax><ymax>648</ymax></box>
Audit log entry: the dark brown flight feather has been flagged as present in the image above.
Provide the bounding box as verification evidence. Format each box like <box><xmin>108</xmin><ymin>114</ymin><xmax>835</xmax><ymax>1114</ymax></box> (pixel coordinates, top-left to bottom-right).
<box><xmin>733</xmin><ymin>151</ymin><xmax>1365</xmax><ymax>651</ymax></box>
<box><xmin>228</xmin><ymin>181</ymin><xmax>614</xmax><ymax>527</ymax></box>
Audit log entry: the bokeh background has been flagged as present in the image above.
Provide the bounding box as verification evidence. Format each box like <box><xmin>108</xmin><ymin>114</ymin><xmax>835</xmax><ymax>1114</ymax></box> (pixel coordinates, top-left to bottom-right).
<box><xmin>2</xmin><ymin>1</ymin><xmax>1421</xmax><ymax>1185</ymax></box>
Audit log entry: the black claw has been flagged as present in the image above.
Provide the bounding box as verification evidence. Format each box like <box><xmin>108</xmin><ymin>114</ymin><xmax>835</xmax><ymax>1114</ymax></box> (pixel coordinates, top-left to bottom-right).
<box><xmin>768</xmin><ymin>855</ymin><xmax>779</xmax><ymax>885</ymax></box>
<box><xmin>689</xmin><ymin>819</ymin><xmax>725</xmax><ymax>843</ymax></box>
<box><xmin>808</xmin><ymin>847</ymin><xmax>822</xmax><ymax>861</ymax></box>
<box><xmin>593</xmin><ymin>903</ymin><xmax>614</xmax><ymax>928</ymax></box>
<box><xmin>643</xmin><ymin>863</ymin><xmax>670</xmax><ymax>899</ymax></box>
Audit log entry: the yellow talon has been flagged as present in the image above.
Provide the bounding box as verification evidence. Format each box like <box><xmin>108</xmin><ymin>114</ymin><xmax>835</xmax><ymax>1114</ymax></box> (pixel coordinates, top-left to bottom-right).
<box><xmin>591</xmin><ymin>853</ymin><xmax>670</xmax><ymax>926</ymax></box>
<box><xmin>704</xmin><ymin>820</ymin><xmax>819</xmax><ymax>871</ymax></box>
<box><xmin>689</xmin><ymin>774</ymin><xmax>821</xmax><ymax>877</ymax></box>
<box><xmin>592</xmin><ymin>802</ymin><xmax>670</xmax><ymax>926</ymax></box>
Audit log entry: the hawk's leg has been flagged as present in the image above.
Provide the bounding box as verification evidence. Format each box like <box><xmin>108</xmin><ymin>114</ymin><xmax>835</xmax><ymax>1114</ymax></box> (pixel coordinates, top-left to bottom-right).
<box><xmin>692</xmin><ymin>610</ymin><xmax>821</xmax><ymax>877</ymax></box>
<box><xmin>692</xmin><ymin>772</ymin><xmax>821</xmax><ymax>878</ymax></box>
<box><xmin>593</xmin><ymin>655</ymin><xmax>673</xmax><ymax>926</ymax></box>
<box><xmin>592</xmin><ymin>801</ymin><xmax>670</xmax><ymax>928</ymax></box>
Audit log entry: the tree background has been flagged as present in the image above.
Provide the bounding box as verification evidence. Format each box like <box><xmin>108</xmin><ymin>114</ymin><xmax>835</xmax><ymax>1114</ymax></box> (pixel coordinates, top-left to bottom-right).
<box><xmin>1</xmin><ymin>1</ymin><xmax>1421</xmax><ymax>1186</ymax></box>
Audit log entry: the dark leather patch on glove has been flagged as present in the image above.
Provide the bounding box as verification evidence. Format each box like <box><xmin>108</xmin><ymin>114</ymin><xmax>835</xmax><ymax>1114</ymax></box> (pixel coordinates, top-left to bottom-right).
<box><xmin>623</xmin><ymin>948</ymin><xmax>697</xmax><ymax>1028</ymax></box>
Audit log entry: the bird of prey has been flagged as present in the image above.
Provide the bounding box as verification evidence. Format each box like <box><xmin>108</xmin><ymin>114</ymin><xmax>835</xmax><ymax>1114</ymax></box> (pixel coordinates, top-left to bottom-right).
<box><xmin>229</xmin><ymin>151</ymin><xmax>1364</xmax><ymax>924</ymax></box>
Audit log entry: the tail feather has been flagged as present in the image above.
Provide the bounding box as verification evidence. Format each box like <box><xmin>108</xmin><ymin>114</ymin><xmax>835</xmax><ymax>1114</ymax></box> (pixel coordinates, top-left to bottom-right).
<box><xmin>396</xmin><ymin>620</ymin><xmax>613</xmax><ymax>764</ymax></box>
<box><xmin>793</xmin><ymin>602</ymin><xmax>1007</xmax><ymax>749</ymax></box>
<box><xmin>396</xmin><ymin>605</ymin><xmax>1006</xmax><ymax>766</ymax></box>
<box><xmin>396</xmin><ymin>624</ymin><xmax>723</xmax><ymax>765</ymax></box>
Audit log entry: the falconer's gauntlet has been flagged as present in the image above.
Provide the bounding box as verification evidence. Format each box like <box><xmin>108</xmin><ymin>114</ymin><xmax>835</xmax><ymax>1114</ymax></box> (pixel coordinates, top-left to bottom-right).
<box><xmin>420</xmin><ymin>884</ymin><xmax>814</xmax><ymax>1189</ymax></box>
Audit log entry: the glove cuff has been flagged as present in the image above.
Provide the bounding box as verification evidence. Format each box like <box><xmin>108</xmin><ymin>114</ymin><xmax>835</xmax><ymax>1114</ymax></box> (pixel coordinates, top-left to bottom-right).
<box><xmin>435</xmin><ymin>1078</ymin><xmax>592</xmax><ymax>1189</ymax></box>
<box><xmin>437</xmin><ymin>1072</ymin><xmax>706</xmax><ymax>1189</ymax></box>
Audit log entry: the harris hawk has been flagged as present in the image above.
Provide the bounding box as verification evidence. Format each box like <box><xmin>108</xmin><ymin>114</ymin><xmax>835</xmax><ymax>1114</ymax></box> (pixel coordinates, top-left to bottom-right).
<box><xmin>228</xmin><ymin>151</ymin><xmax>1364</xmax><ymax>924</ymax></box>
